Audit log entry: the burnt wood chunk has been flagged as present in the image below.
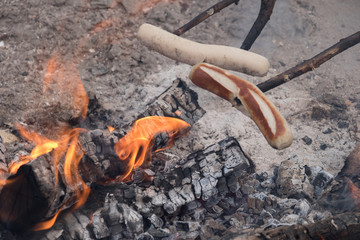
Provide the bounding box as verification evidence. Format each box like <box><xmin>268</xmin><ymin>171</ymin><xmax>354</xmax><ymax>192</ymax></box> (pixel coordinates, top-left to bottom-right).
<box><xmin>138</xmin><ymin>79</ymin><xmax>206</xmax><ymax>126</ymax></box>
<box><xmin>234</xmin><ymin>212</ymin><xmax>360</xmax><ymax>240</ymax></box>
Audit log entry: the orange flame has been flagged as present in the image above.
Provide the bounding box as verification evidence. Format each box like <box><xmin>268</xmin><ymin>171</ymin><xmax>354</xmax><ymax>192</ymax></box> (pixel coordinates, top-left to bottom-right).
<box><xmin>2</xmin><ymin>1</ymin><xmax>190</xmax><ymax>230</ymax></box>
<box><xmin>32</xmin><ymin>207</ymin><xmax>63</xmax><ymax>231</ymax></box>
<box><xmin>43</xmin><ymin>51</ymin><xmax>89</xmax><ymax>120</ymax></box>
<box><xmin>107</xmin><ymin>125</ymin><xmax>115</xmax><ymax>133</ymax></box>
<box><xmin>114</xmin><ymin>116</ymin><xmax>190</xmax><ymax>180</ymax></box>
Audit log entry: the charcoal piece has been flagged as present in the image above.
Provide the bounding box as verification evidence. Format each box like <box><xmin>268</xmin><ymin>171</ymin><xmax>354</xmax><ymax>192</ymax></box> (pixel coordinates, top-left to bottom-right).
<box><xmin>91</xmin><ymin>210</ymin><xmax>111</xmax><ymax>239</ymax></box>
<box><xmin>247</xmin><ymin>192</ymin><xmax>267</xmax><ymax>214</ymax></box>
<box><xmin>312</xmin><ymin>170</ymin><xmax>334</xmax><ymax>199</ymax></box>
<box><xmin>227</xmin><ymin>174</ymin><xmax>240</xmax><ymax>193</ymax></box>
<box><xmin>118</xmin><ymin>204</ymin><xmax>143</xmax><ymax>235</ymax></box>
<box><xmin>147</xmin><ymin>227</ymin><xmax>171</xmax><ymax>238</ymax></box>
<box><xmin>306</xmin><ymin>165</ymin><xmax>323</xmax><ymax>182</ymax></box>
<box><xmin>322</xmin><ymin>128</ymin><xmax>333</xmax><ymax>134</ymax></box>
<box><xmin>103</xmin><ymin>201</ymin><xmax>122</xmax><ymax>226</ymax></box>
<box><xmin>217</xmin><ymin>177</ymin><xmax>229</xmax><ymax>195</ymax></box>
<box><xmin>294</xmin><ymin>199</ymin><xmax>311</xmax><ymax>217</ymax></box>
<box><xmin>136</xmin><ymin>232</ymin><xmax>155</xmax><ymax>240</ymax></box>
<box><xmin>240</xmin><ymin>177</ymin><xmax>261</xmax><ymax>195</ymax></box>
<box><xmin>337</xmin><ymin>120</ymin><xmax>349</xmax><ymax>129</ymax></box>
<box><xmin>166</xmin><ymin>188</ymin><xmax>186</xmax><ymax>213</ymax></box>
<box><xmin>184</xmin><ymin>200</ymin><xmax>202</xmax><ymax>215</ymax></box>
<box><xmin>200</xmin><ymin>176</ymin><xmax>218</xmax><ymax>201</ymax></box>
<box><xmin>276</xmin><ymin>198</ymin><xmax>299</xmax><ymax>211</ymax></box>
<box><xmin>301</xmin><ymin>136</ymin><xmax>312</xmax><ymax>145</ymax></box>
<box><xmin>148</xmin><ymin>214</ymin><xmax>163</xmax><ymax>228</ymax></box>
<box><xmin>174</xmin><ymin>221</ymin><xmax>200</xmax><ymax>232</ymax></box>
<box><xmin>63</xmin><ymin>213</ymin><xmax>90</xmax><ymax>240</ymax></box>
<box><xmin>139</xmin><ymin>79</ymin><xmax>206</xmax><ymax>126</ymax></box>
<box><xmin>320</xmin><ymin>143</ymin><xmax>328</xmax><ymax>150</ymax></box>
<box><xmin>236</xmin><ymin>212</ymin><xmax>360</xmax><ymax>240</ymax></box>
<box><xmin>151</xmin><ymin>193</ymin><xmax>167</xmax><ymax>207</ymax></box>
<box><xmin>275</xmin><ymin>159</ymin><xmax>314</xmax><ymax>199</ymax></box>
<box><xmin>181</xmin><ymin>167</ymin><xmax>192</xmax><ymax>185</ymax></box>
<box><xmin>179</xmin><ymin>184</ymin><xmax>195</xmax><ymax>203</ymax></box>
<box><xmin>191</xmin><ymin>172</ymin><xmax>202</xmax><ymax>199</ymax></box>
<box><xmin>221</xmin><ymin>138</ymin><xmax>254</xmax><ymax>177</ymax></box>
<box><xmin>279</xmin><ymin>214</ymin><xmax>300</xmax><ymax>225</ymax></box>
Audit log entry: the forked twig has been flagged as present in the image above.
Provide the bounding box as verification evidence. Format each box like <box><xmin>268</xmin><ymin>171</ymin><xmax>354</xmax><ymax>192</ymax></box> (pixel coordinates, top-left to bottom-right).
<box><xmin>241</xmin><ymin>0</ymin><xmax>276</xmax><ymax>50</ymax></box>
<box><xmin>257</xmin><ymin>31</ymin><xmax>360</xmax><ymax>93</ymax></box>
<box><xmin>173</xmin><ymin>0</ymin><xmax>240</xmax><ymax>36</ymax></box>
<box><xmin>172</xmin><ymin>1</ymin><xmax>360</xmax><ymax>93</ymax></box>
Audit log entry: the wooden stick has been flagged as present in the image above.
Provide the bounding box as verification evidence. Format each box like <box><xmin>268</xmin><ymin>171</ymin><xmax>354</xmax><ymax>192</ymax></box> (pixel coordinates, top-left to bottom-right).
<box><xmin>241</xmin><ymin>0</ymin><xmax>277</xmax><ymax>50</ymax></box>
<box><xmin>257</xmin><ymin>31</ymin><xmax>360</xmax><ymax>93</ymax></box>
<box><xmin>173</xmin><ymin>0</ymin><xmax>239</xmax><ymax>36</ymax></box>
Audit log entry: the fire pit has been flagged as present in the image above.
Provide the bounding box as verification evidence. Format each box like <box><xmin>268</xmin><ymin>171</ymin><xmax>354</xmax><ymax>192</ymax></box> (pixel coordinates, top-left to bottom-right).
<box><xmin>0</xmin><ymin>0</ymin><xmax>359</xmax><ymax>239</ymax></box>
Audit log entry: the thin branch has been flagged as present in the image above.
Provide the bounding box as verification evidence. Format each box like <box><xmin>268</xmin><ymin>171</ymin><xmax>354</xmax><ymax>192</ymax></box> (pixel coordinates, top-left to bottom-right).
<box><xmin>241</xmin><ymin>0</ymin><xmax>276</xmax><ymax>50</ymax></box>
<box><xmin>173</xmin><ymin>0</ymin><xmax>239</xmax><ymax>36</ymax></box>
<box><xmin>257</xmin><ymin>31</ymin><xmax>360</xmax><ymax>93</ymax></box>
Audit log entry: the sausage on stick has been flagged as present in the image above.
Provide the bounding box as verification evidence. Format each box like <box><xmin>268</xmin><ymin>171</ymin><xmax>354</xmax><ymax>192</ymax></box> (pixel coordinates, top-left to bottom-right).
<box><xmin>137</xmin><ymin>23</ymin><xmax>270</xmax><ymax>77</ymax></box>
<box><xmin>189</xmin><ymin>63</ymin><xmax>293</xmax><ymax>149</ymax></box>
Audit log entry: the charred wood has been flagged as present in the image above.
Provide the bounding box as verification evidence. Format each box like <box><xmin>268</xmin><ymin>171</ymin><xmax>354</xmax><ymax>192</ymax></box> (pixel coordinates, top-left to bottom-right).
<box><xmin>137</xmin><ymin>78</ymin><xmax>205</xmax><ymax>126</ymax></box>
<box><xmin>234</xmin><ymin>212</ymin><xmax>360</xmax><ymax>240</ymax></box>
<box><xmin>35</xmin><ymin>137</ymin><xmax>255</xmax><ymax>240</ymax></box>
<box><xmin>0</xmin><ymin>79</ymin><xmax>205</xmax><ymax>233</ymax></box>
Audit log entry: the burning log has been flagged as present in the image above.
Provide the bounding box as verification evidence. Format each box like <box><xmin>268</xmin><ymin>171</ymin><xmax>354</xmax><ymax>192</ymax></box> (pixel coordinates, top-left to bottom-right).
<box><xmin>26</xmin><ymin>136</ymin><xmax>255</xmax><ymax>240</ymax></box>
<box><xmin>0</xmin><ymin>79</ymin><xmax>204</xmax><ymax>233</ymax></box>
<box><xmin>0</xmin><ymin>118</ymin><xmax>189</xmax><ymax>232</ymax></box>
<box><xmin>137</xmin><ymin>23</ymin><xmax>270</xmax><ymax>76</ymax></box>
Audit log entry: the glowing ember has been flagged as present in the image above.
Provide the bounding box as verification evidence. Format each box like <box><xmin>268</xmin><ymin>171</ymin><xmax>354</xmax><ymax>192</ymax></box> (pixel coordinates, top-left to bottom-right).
<box><xmin>107</xmin><ymin>125</ymin><xmax>115</xmax><ymax>133</ymax></box>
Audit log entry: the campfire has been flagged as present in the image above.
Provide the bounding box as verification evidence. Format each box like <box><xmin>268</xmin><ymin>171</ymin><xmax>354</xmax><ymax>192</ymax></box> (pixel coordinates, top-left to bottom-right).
<box><xmin>0</xmin><ymin>0</ymin><xmax>359</xmax><ymax>239</ymax></box>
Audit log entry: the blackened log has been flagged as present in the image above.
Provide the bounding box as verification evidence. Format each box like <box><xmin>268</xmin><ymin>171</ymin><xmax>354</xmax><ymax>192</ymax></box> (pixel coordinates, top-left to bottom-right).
<box><xmin>0</xmin><ymin>155</ymin><xmax>68</xmax><ymax>232</ymax></box>
<box><xmin>123</xmin><ymin>137</ymin><xmax>255</xmax><ymax>217</ymax></box>
<box><xmin>137</xmin><ymin>78</ymin><xmax>206</xmax><ymax>126</ymax></box>
<box><xmin>29</xmin><ymin>137</ymin><xmax>255</xmax><ymax>240</ymax></box>
<box><xmin>233</xmin><ymin>212</ymin><xmax>360</xmax><ymax>240</ymax></box>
